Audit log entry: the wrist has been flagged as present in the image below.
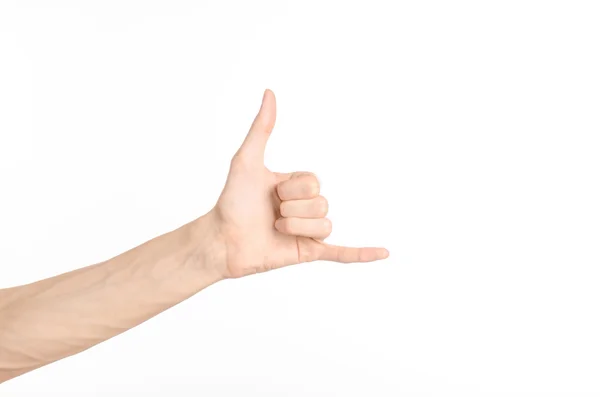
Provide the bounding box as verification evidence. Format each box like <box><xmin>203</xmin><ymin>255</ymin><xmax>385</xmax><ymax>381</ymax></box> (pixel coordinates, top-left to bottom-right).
<box><xmin>186</xmin><ymin>210</ymin><xmax>228</xmax><ymax>283</ymax></box>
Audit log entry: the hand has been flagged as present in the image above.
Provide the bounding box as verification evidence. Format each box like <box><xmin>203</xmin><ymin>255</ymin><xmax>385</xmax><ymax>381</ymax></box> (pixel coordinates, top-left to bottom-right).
<box><xmin>208</xmin><ymin>89</ymin><xmax>389</xmax><ymax>279</ymax></box>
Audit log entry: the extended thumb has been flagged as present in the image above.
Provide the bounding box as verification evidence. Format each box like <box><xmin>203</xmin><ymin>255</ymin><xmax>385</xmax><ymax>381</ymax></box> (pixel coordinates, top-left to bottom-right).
<box><xmin>237</xmin><ymin>89</ymin><xmax>276</xmax><ymax>162</ymax></box>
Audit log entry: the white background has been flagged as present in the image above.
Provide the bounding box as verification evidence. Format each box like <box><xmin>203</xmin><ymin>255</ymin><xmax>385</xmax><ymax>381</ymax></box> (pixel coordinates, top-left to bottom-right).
<box><xmin>1</xmin><ymin>1</ymin><xmax>599</xmax><ymax>395</ymax></box>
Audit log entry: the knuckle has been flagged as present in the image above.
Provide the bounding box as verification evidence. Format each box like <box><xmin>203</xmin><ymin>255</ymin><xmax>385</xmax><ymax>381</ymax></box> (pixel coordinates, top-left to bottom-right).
<box><xmin>230</xmin><ymin>152</ymin><xmax>248</xmax><ymax>169</ymax></box>
<box><xmin>305</xmin><ymin>175</ymin><xmax>320</xmax><ymax>197</ymax></box>
<box><xmin>230</xmin><ymin>150</ymin><xmax>243</xmax><ymax>163</ymax></box>
<box><xmin>322</xmin><ymin>218</ymin><xmax>333</xmax><ymax>237</ymax></box>
<box><xmin>316</xmin><ymin>196</ymin><xmax>328</xmax><ymax>216</ymax></box>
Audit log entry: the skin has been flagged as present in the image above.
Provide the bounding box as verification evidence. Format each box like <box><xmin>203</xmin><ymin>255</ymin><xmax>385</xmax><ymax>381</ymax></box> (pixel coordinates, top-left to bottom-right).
<box><xmin>0</xmin><ymin>89</ymin><xmax>388</xmax><ymax>384</ymax></box>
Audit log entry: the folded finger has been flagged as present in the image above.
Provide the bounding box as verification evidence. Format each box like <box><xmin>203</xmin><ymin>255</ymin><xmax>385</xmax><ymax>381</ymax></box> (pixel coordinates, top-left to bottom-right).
<box><xmin>280</xmin><ymin>196</ymin><xmax>328</xmax><ymax>218</ymax></box>
<box><xmin>275</xmin><ymin>217</ymin><xmax>332</xmax><ymax>239</ymax></box>
<box><xmin>277</xmin><ymin>174</ymin><xmax>320</xmax><ymax>201</ymax></box>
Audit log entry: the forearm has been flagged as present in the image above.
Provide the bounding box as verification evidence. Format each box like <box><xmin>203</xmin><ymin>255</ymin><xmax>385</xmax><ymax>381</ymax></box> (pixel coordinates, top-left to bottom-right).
<box><xmin>0</xmin><ymin>213</ymin><xmax>225</xmax><ymax>384</ymax></box>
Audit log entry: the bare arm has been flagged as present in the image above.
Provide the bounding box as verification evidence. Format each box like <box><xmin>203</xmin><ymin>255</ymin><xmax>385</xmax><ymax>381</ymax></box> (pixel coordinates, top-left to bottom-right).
<box><xmin>0</xmin><ymin>213</ymin><xmax>225</xmax><ymax>384</ymax></box>
<box><xmin>0</xmin><ymin>89</ymin><xmax>388</xmax><ymax>385</ymax></box>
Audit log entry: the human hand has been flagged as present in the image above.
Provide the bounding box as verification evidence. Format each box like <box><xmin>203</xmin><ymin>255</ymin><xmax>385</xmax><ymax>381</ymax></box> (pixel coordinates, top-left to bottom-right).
<box><xmin>208</xmin><ymin>89</ymin><xmax>389</xmax><ymax>279</ymax></box>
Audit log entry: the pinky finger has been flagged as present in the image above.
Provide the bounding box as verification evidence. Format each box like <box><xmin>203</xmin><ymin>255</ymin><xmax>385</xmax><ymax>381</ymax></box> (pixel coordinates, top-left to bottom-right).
<box><xmin>319</xmin><ymin>244</ymin><xmax>389</xmax><ymax>263</ymax></box>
